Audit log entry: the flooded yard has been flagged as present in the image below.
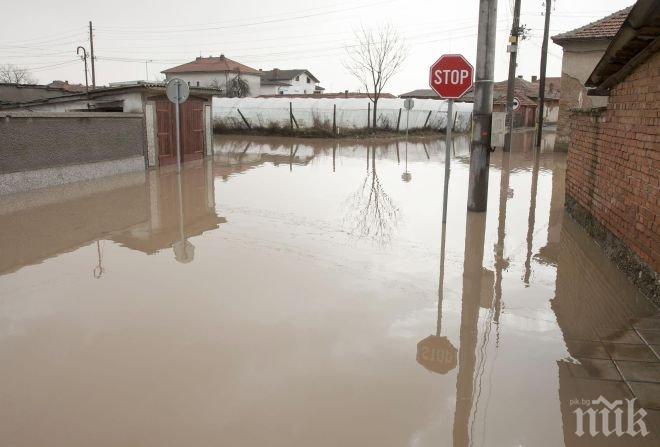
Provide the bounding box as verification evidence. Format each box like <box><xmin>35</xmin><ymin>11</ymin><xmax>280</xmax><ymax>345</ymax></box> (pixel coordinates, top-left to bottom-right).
<box><xmin>0</xmin><ymin>132</ymin><xmax>658</xmax><ymax>446</ymax></box>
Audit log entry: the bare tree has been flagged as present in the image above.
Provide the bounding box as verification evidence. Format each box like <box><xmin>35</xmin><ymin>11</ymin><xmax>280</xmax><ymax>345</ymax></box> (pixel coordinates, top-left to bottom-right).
<box><xmin>344</xmin><ymin>24</ymin><xmax>407</xmax><ymax>129</ymax></box>
<box><xmin>0</xmin><ymin>64</ymin><xmax>36</xmax><ymax>84</ymax></box>
<box><xmin>226</xmin><ymin>74</ymin><xmax>250</xmax><ymax>98</ymax></box>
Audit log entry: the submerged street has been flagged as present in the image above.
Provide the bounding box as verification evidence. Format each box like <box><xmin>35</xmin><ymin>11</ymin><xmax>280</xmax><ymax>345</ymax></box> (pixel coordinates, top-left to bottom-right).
<box><xmin>0</xmin><ymin>132</ymin><xmax>658</xmax><ymax>446</ymax></box>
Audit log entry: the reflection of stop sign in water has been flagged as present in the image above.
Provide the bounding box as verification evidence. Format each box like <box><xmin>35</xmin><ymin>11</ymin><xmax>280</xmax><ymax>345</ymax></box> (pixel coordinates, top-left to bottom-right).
<box><xmin>429</xmin><ymin>54</ymin><xmax>474</xmax><ymax>99</ymax></box>
<box><xmin>416</xmin><ymin>335</ymin><xmax>458</xmax><ymax>374</ymax></box>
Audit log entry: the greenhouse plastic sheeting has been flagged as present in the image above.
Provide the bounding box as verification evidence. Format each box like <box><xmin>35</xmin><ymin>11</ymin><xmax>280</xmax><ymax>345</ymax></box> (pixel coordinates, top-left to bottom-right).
<box><xmin>212</xmin><ymin>97</ymin><xmax>474</xmax><ymax>132</ymax></box>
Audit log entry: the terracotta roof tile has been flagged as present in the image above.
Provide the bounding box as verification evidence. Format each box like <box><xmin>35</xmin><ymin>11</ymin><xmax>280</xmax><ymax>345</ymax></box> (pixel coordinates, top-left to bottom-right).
<box><xmin>552</xmin><ymin>6</ymin><xmax>632</xmax><ymax>43</ymax></box>
<box><xmin>162</xmin><ymin>55</ymin><xmax>260</xmax><ymax>75</ymax></box>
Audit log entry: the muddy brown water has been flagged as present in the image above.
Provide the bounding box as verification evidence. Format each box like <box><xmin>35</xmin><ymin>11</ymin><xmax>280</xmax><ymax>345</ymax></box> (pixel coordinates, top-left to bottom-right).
<box><xmin>0</xmin><ymin>131</ymin><xmax>657</xmax><ymax>446</ymax></box>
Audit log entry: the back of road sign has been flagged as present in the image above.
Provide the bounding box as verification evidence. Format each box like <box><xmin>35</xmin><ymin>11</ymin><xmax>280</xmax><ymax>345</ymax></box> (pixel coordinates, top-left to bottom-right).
<box><xmin>166</xmin><ymin>78</ymin><xmax>190</xmax><ymax>104</ymax></box>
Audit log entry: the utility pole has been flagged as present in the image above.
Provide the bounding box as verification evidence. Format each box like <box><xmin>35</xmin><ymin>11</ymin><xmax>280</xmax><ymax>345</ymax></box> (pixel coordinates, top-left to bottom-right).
<box><xmin>535</xmin><ymin>0</ymin><xmax>552</xmax><ymax>148</ymax></box>
<box><xmin>467</xmin><ymin>0</ymin><xmax>498</xmax><ymax>212</ymax></box>
<box><xmin>504</xmin><ymin>0</ymin><xmax>523</xmax><ymax>152</ymax></box>
<box><xmin>76</xmin><ymin>46</ymin><xmax>89</xmax><ymax>93</ymax></box>
<box><xmin>89</xmin><ymin>21</ymin><xmax>96</xmax><ymax>89</ymax></box>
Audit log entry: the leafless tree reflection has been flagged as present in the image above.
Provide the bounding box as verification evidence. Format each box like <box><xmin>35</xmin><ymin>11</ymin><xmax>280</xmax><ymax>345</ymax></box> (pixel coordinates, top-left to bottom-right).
<box><xmin>342</xmin><ymin>147</ymin><xmax>401</xmax><ymax>246</ymax></box>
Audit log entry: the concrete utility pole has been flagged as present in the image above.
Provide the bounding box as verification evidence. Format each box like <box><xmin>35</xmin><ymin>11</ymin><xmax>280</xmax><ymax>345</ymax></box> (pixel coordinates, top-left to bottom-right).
<box><xmin>504</xmin><ymin>0</ymin><xmax>523</xmax><ymax>152</ymax></box>
<box><xmin>89</xmin><ymin>21</ymin><xmax>96</xmax><ymax>89</ymax></box>
<box><xmin>535</xmin><ymin>0</ymin><xmax>552</xmax><ymax>148</ymax></box>
<box><xmin>467</xmin><ymin>0</ymin><xmax>498</xmax><ymax>212</ymax></box>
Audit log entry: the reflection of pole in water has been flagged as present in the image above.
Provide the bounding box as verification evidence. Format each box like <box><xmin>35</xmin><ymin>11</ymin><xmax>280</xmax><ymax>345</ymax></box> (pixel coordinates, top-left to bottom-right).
<box><xmin>332</xmin><ymin>144</ymin><xmax>336</xmax><ymax>173</ymax></box>
<box><xmin>437</xmin><ymin>222</ymin><xmax>448</xmax><ymax>335</ymax></box>
<box><xmin>289</xmin><ymin>144</ymin><xmax>299</xmax><ymax>172</ymax></box>
<box><xmin>453</xmin><ymin>211</ymin><xmax>487</xmax><ymax>447</ymax></box>
<box><xmin>401</xmin><ymin>140</ymin><xmax>411</xmax><ymax>182</ymax></box>
<box><xmin>524</xmin><ymin>150</ymin><xmax>540</xmax><ymax>284</ymax></box>
<box><xmin>173</xmin><ymin>171</ymin><xmax>195</xmax><ymax>263</ymax></box>
<box><xmin>396</xmin><ymin>141</ymin><xmax>400</xmax><ymax>164</ymax></box>
<box><xmin>415</xmin><ymin>220</ymin><xmax>457</xmax><ymax>376</ymax></box>
<box><xmin>93</xmin><ymin>240</ymin><xmax>105</xmax><ymax>279</ymax></box>
<box><xmin>494</xmin><ymin>151</ymin><xmax>511</xmax><ymax>326</ymax></box>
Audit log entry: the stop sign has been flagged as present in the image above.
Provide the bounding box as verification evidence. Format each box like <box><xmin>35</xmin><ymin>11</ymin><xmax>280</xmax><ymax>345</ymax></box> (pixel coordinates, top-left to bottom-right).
<box><xmin>429</xmin><ymin>54</ymin><xmax>474</xmax><ymax>99</ymax></box>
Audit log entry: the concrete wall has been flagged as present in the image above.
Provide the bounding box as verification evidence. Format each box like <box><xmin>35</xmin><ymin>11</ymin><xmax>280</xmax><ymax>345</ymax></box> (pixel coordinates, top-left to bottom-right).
<box><xmin>0</xmin><ymin>112</ymin><xmax>146</xmax><ymax>194</ymax></box>
<box><xmin>555</xmin><ymin>40</ymin><xmax>611</xmax><ymax>150</ymax></box>
<box><xmin>165</xmin><ymin>72</ymin><xmax>261</xmax><ymax>97</ymax></box>
<box><xmin>565</xmin><ymin>50</ymin><xmax>660</xmax><ymax>303</ymax></box>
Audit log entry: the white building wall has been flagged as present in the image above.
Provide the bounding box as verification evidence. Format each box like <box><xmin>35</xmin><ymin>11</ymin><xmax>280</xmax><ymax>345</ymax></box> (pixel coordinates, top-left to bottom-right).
<box><xmin>280</xmin><ymin>73</ymin><xmax>319</xmax><ymax>95</ymax></box>
<box><xmin>12</xmin><ymin>92</ymin><xmax>145</xmax><ymax>113</ymax></box>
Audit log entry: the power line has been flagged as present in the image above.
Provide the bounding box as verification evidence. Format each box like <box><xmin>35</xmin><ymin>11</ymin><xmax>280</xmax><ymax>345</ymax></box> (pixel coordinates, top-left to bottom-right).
<box><xmin>96</xmin><ymin>0</ymin><xmax>399</xmax><ymax>35</ymax></box>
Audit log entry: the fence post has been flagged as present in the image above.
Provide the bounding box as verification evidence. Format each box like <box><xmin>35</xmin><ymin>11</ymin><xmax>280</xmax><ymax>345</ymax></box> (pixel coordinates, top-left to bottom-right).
<box><xmin>289</xmin><ymin>102</ymin><xmax>294</xmax><ymax>129</ymax></box>
<box><xmin>237</xmin><ymin>108</ymin><xmax>251</xmax><ymax>130</ymax></box>
<box><xmin>333</xmin><ymin>104</ymin><xmax>337</xmax><ymax>135</ymax></box>
<box><xmin>452</xmin><ymin>110</ymin><xmax>458</xmax><ymax>131</ymax></box>
<box><xmin>396</xmin><ymin>108</ymin><xmax>402</xmax><ymax>132</ymax></box>
<box><xmin>423</xmin><ymin>110</ymin><xmax>433</xmax><ymax>129</ymax></box>
<box><xmin>367</xmin><ymin>103</ymin><xmax>371</xmax><ymax>129</ymax></box>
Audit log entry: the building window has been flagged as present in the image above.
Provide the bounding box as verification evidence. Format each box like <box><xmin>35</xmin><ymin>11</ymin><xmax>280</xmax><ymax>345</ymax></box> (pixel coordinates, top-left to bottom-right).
<box><xmin>187</xmin><ymin>81</ymin><xmax>191</xmax><ymax>86</ymax></box>
<box><xmin>307</xmin><ymin>77</ymin><xmax>311</xmax><ymax>83</ymax></box>
<box><xmin>196</xmin><ymin>81</ymin><xmax>200</xmax><ymax>87</ymax></box>
<box><xmin>279</xmin><ymin>90</ymin><xmax>284</xmax><ymax>95</ymax></box>
<box><xmin>295</xmin><ymin>75</ymin><xmax>300</xmax><ymax>81</ymax></box>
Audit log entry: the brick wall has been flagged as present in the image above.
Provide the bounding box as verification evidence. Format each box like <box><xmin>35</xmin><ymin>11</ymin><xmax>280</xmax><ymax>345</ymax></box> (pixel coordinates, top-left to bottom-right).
<box><xmin>566</xmin><ymin>50</ymin><xmax>659</xmax><ymax>301</ymax></box>
<box><xmin>556</xmin><ymin>74</ymin><xmax>594</xmax><ymax>151</ymax></box>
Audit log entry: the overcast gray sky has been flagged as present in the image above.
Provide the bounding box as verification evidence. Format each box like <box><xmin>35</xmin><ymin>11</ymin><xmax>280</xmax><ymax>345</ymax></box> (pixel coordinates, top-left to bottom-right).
<box><xmin>1</xmin><ymin>0</ymin><xmax>634</xmax><ymax>94</ymax></box>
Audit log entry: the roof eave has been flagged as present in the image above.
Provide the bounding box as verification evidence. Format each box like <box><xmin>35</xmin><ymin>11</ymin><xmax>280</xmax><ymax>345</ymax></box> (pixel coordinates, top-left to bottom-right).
<box><xmin>586</xmin><ymin>0</ymin><xmax>660</xmax><ymax>92</ymax></box>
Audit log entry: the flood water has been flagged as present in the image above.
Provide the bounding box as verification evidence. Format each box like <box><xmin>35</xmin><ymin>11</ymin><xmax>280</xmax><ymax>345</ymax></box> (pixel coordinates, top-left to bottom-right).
<box><xmin>0</xmin><ymin>131</ymin><xmax>658</xmax><ymax>446</ymax></box>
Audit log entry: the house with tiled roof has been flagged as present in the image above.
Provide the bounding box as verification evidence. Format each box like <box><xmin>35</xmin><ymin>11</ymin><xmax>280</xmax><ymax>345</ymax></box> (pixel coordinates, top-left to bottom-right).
<box><xmin>258</xmin><ymin>69</ymin><xmax>323</xmax><ymax>95</ymax></box>
<box><xmin>551</xmin><ymin>5</ymin><xmax>632</xmax><ymax>150</ymax></box>
<box><xmin>162</xmin><ymin>54</ymin><xmax>262</xmax><ymax>97</ymax></box>
<box><xmin>492</xmin><ymin>80</ymin><xmax>538</xmax><ymax>128</ymax></box>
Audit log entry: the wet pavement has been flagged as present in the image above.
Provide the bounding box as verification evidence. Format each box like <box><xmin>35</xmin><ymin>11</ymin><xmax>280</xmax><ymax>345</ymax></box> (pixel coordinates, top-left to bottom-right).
<box><xmin>0</xmin><ymin>131</ymin><xmax>658</xmax><ymax>446</ymax></box>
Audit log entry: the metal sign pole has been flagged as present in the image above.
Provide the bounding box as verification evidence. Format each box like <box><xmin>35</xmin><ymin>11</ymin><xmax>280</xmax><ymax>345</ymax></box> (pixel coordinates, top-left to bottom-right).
<box><xmin>442</xmin><ymin>100</ymin><xmax>453</xmax><ymax>223</ymax></box>
<box><xmin>175</xmin><ymin>82</ymin><xmax>182</xmax><ymax>172</ymax></box>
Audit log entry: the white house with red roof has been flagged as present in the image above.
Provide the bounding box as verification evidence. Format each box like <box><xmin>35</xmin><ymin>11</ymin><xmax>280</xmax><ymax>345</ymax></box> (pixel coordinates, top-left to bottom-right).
<box><xmin>162</xmin><ymin>54</ymin><xmax>262</xmax><ymax>97</ymax></box>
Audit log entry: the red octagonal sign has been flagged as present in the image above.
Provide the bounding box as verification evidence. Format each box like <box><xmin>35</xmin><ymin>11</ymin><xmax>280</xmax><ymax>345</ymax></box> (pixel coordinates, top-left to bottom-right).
<box><xmin>429</xmin><ymin>54</ymin><xmax>474</xmax><ymax>100</ymax></box>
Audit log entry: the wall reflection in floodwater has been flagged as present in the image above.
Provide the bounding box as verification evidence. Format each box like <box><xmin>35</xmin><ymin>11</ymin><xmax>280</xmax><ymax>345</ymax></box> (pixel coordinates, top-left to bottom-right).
<box><xmin>0</xmin><ymin>130</ymin><xmax>657</xmax><ymax>447</ymax></box>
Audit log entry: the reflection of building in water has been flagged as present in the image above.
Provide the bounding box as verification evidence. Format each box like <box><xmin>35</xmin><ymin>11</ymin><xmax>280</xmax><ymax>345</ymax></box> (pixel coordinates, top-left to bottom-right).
<box><xmin>537</xmin><ymin>151</ymin><xmax>658</xmax><ymax>444</ymax></box>
<box><xmin>553</xmin><ymin>217</ymin><xmax>657</xmax><ymax>446</ymax></box>
<box><xmin>0</xmin><ymin>160</ymin><xmax>224</xmax><ymax>276</ymax></box>
<box><xmin>536</xmin><ymin>154</ymin><xmax>566</xmax><ymax>266</ymax></box>
<box><xmin>111</xmin><ymin>161</ymin><xmax>224</xmax><ymax>255</ymax></box>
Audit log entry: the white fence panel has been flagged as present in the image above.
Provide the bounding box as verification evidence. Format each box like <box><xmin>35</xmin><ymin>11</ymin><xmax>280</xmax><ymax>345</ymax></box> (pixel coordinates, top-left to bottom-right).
<box><xmin>212</xmin><ymin>97</ymin><xmax>474</xmax><ymax>132</ymax></box>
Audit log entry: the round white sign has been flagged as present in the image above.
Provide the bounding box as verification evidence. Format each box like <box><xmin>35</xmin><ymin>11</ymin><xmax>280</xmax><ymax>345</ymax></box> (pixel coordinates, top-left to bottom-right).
<box><xmin>404</xmin><ymin>98</ymin><xmax>415</xmax><ymax>110</ymax></box>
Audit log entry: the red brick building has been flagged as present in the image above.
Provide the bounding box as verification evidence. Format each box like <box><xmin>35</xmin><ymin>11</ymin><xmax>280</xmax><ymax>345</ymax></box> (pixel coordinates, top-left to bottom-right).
<box><xmin>565</xmin><ymin>0</ymin><xmax>659</xmax><ymax>303</ymax></box>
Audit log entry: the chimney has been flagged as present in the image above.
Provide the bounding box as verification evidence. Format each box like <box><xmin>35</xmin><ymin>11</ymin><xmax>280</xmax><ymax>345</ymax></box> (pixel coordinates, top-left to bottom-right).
<box><xmin>532</xmin><ymin>75</ymin><xmax>538</xmax><ymax>82</ymax></box>
<box><xmin>345</xmin><ymin>89</ymin><xmax>348</xmax><ymax>98</ymax></box>
<box><xmin>219</xmin><ymin>54</ymin><xmax>225</xmax><ymax>60</ymax></box>
<box><xmin>517</xmin><ymin>75</ymin><xmax>523</xmax><ymax>79</ymax></box>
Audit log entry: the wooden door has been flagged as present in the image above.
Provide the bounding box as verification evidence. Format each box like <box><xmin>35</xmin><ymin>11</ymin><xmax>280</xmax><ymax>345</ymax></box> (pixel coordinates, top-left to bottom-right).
<box><xmin>156</xmin><ymin>100</ymin><xmax>177</xmax><ymax>166</ymax></box>
<box><xmin>156</xmin><ymin>98</ymin><xmax>206</xmax><ymax>166</ymax></box>
<box><xmin>181</xmin><ymin>99</ymin><xmax>205</xmax><ymax>161</ymax></box>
